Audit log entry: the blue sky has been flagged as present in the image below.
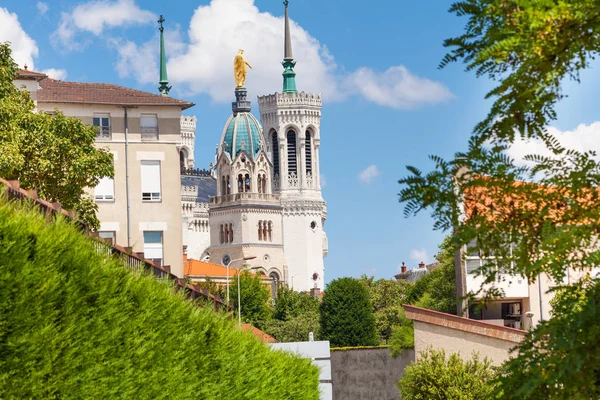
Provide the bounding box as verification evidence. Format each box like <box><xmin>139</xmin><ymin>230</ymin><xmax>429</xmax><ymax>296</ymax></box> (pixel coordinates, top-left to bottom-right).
<box><xmin>2</xmin><ymin>0</ymin><xmax>600</xmax><ymax>283</ymax></box>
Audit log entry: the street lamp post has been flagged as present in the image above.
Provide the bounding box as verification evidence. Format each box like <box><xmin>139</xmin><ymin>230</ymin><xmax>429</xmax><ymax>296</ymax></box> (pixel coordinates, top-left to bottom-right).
<box><xmin>226</xmin><ymin>256</ymin><xmax>256</xmax><ymax>305</ymax></box>
<box><xmin>237</xmin><ymin>265</ymin><xmax>260</xmax><ymax>327</ymax></box>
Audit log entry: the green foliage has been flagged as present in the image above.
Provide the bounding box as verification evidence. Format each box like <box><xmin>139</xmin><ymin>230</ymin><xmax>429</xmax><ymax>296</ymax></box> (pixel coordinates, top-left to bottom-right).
<box><xmin>264</xmin><ymin>311</ymin><xmax>320</xmax><ymax>343</ymax></box>
<box><xmin>407</xmin><ymin>236</ymin><xmax>457</xmax><ymax>314</ymax></box>
<box><xmin>195</xmin><ymin>276</ymin><xmax>226</xmax><ymax>299</ymax></box>
<box><xmin>494</xmin><ymin>277</ymin><xmax>600</xmax><ymax>399</ymax></box>
<box><xmin>388</xmin><ymin>312</ymin><xmax>414</xmax><ymax>357</ymax></box>
<box><xmin>273</xmin><ymin>285</ymin><xmax>319</xmax><ymax>321</ymax></box>
<box><xmin>0</xmin><ymin>42</ymin><xmax>113</xmax><ymax>230</ymax></box>
<box><xmin>398</xmin><ymin>349</ymin><xmax>498</xmax><ymax>400</ymax></box>
<box><xmin>320</xmin><ymin>277</ymin><xmax>378</xmax><ymax>347</ymax></box>
<box><xmin>264</xmin><ymin>286</ymin><xmax>320</xmax><ymax>342</ymax></box>
<box><xmin>359</xmin><ymin>275</ymin><xmax>411</xmax><ymax>343</ymax></box>
<box><xmin>0</xmin><ymin>196</ymin><xmax>319</xmax><ymax>399</ymax></box>
<box><xmin>398</xmin><ymin>1</ymin><xmax>600</xmax><ymax>396</ymax></box>
<box><xmin>230</xmin><ymin>271</ymin><xmax>272</xmax><ymax>329</ymax></box>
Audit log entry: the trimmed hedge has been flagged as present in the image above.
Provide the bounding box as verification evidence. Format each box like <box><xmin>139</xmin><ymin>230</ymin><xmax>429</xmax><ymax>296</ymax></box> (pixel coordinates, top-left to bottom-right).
<box><xmin>0</xmin><ymin>197</ymin><xmax>319</xmax><ymax>399</ymax></box>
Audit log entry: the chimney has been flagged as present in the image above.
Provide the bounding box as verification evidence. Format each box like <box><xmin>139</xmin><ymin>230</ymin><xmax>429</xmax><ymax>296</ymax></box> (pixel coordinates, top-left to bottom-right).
<box><xmin>401</xmin><ymin>261</ymin><xmax>407</xmax><ymax>273</ymax></box>
<box><xmin>419</xmin><ymin>262</ymin><xmax>425</xmax><ymax>269</ymax></box>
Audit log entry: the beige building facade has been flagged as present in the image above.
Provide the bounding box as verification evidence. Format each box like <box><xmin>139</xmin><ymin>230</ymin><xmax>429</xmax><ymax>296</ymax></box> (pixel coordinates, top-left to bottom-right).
<box><xmin>15</xmin><ymin>70</ymin><xmax>193</xmax><ymax>277</ymax></box>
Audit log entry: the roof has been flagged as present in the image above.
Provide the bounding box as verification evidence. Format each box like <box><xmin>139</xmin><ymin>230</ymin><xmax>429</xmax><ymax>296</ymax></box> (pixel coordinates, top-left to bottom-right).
<box><xmin>181</xmin><ymin>174</ymin><xmax>217</xmax><ymax>203</ymax></box>
<box><xmin>184</xmin><ymin>259</ymin><xmax>265</xmax><ymax>279</ymax></box>
<box><xmin>241</xmin><ymin>324</ymin><xmax>277</xmax><ymax>343</ymax></box>
<box><xmin>221</xmin><ymin>112</ymin><xmax>264</xmax><ymax>161</ymax></box>
<box><xmin>17</xmin><ymin>68</ymin><xmax>47</xmax><ymax>81</ymax></box>
<box><xmin>394</xmin><ymin>262</ymin><xmax>440</xmax><ymax>282</ymax></box>
<box><xmin>37</xmin><ymin>78</ymin><xmax>194</xmax><ymax>109</ymax></box>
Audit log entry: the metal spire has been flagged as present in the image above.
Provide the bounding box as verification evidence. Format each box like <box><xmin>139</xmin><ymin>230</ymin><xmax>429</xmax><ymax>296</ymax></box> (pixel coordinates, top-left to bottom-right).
<box><xmin>281</xmin><ymin>0</ymin><xmax>297</xmax><ymax>93</ymax></box>
<box><xmin>158</xmin><ymin>15</ymin><xmax>171</xmax><ymax>96</ymax></box>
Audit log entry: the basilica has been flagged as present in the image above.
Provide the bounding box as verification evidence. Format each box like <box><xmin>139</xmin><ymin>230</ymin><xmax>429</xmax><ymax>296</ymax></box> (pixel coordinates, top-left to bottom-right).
<box><xmin>181</xmin><ymin>1</ymin><xmax>328</xmax><ymax>292</ymax></box>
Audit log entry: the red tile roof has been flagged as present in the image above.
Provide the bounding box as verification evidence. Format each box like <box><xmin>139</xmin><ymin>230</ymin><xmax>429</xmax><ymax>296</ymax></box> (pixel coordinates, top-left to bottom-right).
<box><xmin>241</xmin><ymin>324</ymin><xmax>277</xmax><ymax>343</ymax></box>
<box><xmin>37</xmin><ymin>77</ymin><xmax>194</xmax><ymax>109</ymax></box>
<box><xmin>184</xmin><ymin>259</ymin><xmax>265</xmax><ymax>279</ymax></box>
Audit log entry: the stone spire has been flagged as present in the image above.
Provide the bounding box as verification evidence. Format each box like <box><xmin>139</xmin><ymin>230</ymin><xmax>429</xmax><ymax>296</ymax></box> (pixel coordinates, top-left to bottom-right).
<box><xmin>282</xmin><ymin>0</ymin><xmax>297</xmax><ymax>93</ymax></box>
<box><xmin>158</xmin><ymin>15</ymin><xmax>171</xmax><ymax>96</ymax></box>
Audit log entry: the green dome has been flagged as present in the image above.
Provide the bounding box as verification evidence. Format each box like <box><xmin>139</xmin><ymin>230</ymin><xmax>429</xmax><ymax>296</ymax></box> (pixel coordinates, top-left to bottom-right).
<box><xmin>221</xmin><ymin>112</ymin><xmax>264</xmax><ymax>160</ymax></box>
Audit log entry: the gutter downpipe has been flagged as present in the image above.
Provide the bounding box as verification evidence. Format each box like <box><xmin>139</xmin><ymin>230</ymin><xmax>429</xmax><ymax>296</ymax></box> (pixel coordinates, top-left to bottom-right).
<box><xmin>124</xmin><ymin>106</ymin><xmax>132</xmax><ymax>248</ymax></box>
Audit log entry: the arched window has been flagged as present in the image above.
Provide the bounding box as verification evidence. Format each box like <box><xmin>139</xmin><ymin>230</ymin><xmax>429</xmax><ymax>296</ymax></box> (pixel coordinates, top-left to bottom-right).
<box><xmin>244</xmin><ymin>174</ymin><xmax>251</xmax><ymax>192</ymax></box>
<box><xmin>262</xmin><ymin>221</ymin><xmax>268</xmax><ymax>242</ymax></box>
<box><xmin>221</xmin><ymin>176</ymin><xmax>226</xmax><ymax>196</ymax></box>
<box><xmin>268</xmin><ymin>221</ymin><xmax>273</xmax><ymax>242</ymax></box>
<box><xmin>270</xmin><ymin>272</ymin><xmax>279</xmax><ymax>299</ymax></box>
<box><xmin>219</xmin><ymin>224</ymin><xmax>224</xmax><ymax>244</ymax></box>
<box><xmin>257</xmin><ymin>175</ymin><xmax>263</xmax><ymax>194</ymax></box>
<box><xmin>258</xmin><ymin>221</ymin><xmax>263</xmax><ymax>241</ymax></box>
<box><xmin>262</xmin><ymin>174</ymin><xmax>267</xmax><ymax>194</ymax></box>
<box><xmin>179</xmin><ymin>150</ymin><xmax>186</xmax><ymax>170</ymax></box>
<box><xmin>226</xmin><ymin>175</ymin><xmax>230</xmax><ymax>195</ymax></box>
<box><xmin>271</xmin><ymin>131</ymin><xmax>280</xmax><ymax>176</ymax></box>
<box><xmin>229</xmin><ymin>223</ymin><xmax>233</xmax><ymax>242</ymax></box>
<box><xmin>287</xmin><ymin>130</ymin><xmax>297</xmax><ymax>174</ymax></box>
<box><xmin>305</xmin><ymin>130</ymin><xmax>312</xmax><ymax>174</ymax></box>
<box><xmin>238</xmin><ymin>174</ymin><xmax>243</xmax><ymax>193</ymax></box>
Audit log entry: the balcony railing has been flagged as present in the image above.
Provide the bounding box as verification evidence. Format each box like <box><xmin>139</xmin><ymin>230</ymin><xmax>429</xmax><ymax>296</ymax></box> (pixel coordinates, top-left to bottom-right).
<box><xmin>210</xmin><ymin>192</ymin><xmax>281</xmax><ymax>205</ymax></box>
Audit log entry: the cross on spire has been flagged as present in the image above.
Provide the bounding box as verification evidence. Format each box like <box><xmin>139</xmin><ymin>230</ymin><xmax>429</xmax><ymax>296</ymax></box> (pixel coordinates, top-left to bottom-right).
<box><xmin>282</xmin><ymin>0</ymin><xmax>297</xmax><ymax>93</ymax></box>
<box><xmin>157</xmin><ymin>14</ymin><xmax>171</xmax><ymax>96</ymax></box>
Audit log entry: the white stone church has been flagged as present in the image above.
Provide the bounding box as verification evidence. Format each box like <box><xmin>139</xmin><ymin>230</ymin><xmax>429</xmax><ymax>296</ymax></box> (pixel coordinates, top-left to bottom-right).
<box><xmin>180</xmin><ymin>1</ymin><xmax>328</xmax><ymax>292</ymax></box>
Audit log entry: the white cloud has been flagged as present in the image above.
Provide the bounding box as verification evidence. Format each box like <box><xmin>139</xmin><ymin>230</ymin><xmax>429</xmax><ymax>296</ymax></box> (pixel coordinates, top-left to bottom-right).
<box><xmin>410</xmin><ymin>248</ymin><xmax>429</xmax><ymax>264</ymax></box>
<box><xmin>41</xmin><ymin>68</ymin><xmax>68</xmax><ymax>80</ymax></box>
<box><xmin>114</xmin><ymin>0</ymin><xmax>452</xmax><ymax>108</ymax></box>
<box><xmin>507</xmin><ymin>122</ymin><xmax>600</xmax><ymax>165</ymax></box>
<box><xmin>0</xmin><ymin>8</ymin><xmax>39</xmax><ymax>69</ymax></box>
<box><xmin>346</xmin><ymin>66</ymin><xmax>455</xmax><ymax>109</ymax></box>
<box><xmin>358</xmin><ymin>165</ymin><xmax>381</xmax><ymax>184</ymax></box>
<box><xmin>37</xmin><ymin>2</ymin><xmax>49</xmax><ymax>16</ymax></box>
<box><xmin>53</xmin><ymin>0</ymin><xmax>156</xmax><ymax>50</ymax></box>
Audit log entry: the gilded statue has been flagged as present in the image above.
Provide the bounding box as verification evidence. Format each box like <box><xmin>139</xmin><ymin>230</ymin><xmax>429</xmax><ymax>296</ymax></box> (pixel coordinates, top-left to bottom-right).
<box><xmin>234</xmin><ymin>49</ymin><xmax>252</xmax><ymax>88</ymax></box>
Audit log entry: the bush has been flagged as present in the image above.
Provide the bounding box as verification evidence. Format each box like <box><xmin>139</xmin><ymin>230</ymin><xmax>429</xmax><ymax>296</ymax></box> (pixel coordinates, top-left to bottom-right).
<box><xmin>320</xmin><ymin>277</ymin><xmax>378</xmax><ymax>347</ymax></box>
<box><xmin>398</xmin><ymin>349</ymin><xmax>498</xmax><ymax>400</ymax></box>
<box><xmin>0</xmin><ymin>196</ymin><xmax>319</xmax><ymax>399</ymax></box>
<box><xmin>264</xmin><ymin>311</ymin><xmax>320</xmax><ymax>343</ymax></box>
<box><xmin>230</xmin><ymin>270</ymin><xmax>272</xmax><ymax>329</ymax></box>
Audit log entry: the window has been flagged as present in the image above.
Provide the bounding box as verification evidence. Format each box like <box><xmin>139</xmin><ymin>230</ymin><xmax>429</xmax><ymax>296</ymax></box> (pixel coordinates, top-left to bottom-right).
<box><xmin>258</xmin><ymin>220</ymin><xmax>273</xmax><ymax>242</ymax></box>
<box><xmin>93</xmin><ymin>114</ymin><xmax>111</xmax><ymax>139</ymax></box>
<box><xmin>94</xmin><ymin>176</ymin><xmax>114</xmax><ymax>201</ymax></box>
<box><xmin>143</xmin><ymin>231</ymin><xmax>163</xmax><ymax>265</ymax></box>
<box><xmin>305</xmin><ymin>130</ymin><xmax>312</xmax><ymax>174</ymax></box>
<box><xmin>141</xmin><ymin>161</ymin><xmax>161</xmax><ymax>201</ymax></box>
<box><xmin>141</xmin><ymin>114</ymin><xmax>158</xmax><ymax>140</ymax></box>
<box><xmin>287</xmin><ymin>130</ymin><xmax>297</xmax><ymax>174</ymax></box>
<box><xmin>98</xmin><ymin>231</ymin><xmax>115</xmax><ymax>245</ymax></box>
<box><xmin>271</xmin><ymin>131</ymin><xmax>280</xmax><ymax>176</ymax></box>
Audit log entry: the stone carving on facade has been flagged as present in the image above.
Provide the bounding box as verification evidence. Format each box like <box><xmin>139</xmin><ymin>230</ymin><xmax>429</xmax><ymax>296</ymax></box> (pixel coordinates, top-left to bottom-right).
<box><xmin>287</xmin><ymin>171</ymin><xmax>299</xmax><ymax>188</ymax></box>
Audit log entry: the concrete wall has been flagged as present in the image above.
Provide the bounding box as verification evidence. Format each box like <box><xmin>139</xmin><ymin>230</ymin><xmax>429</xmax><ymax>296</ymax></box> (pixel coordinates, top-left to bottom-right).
<box><xmin>330</xmin><ymin>347</ymin><xmax>414</xmax><ymax>400</ymax></box>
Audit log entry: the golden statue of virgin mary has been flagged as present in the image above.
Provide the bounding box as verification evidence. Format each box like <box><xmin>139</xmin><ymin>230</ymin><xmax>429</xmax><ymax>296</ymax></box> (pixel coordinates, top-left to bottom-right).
<box><xmin>234</xmin><ymin>49</ymin><xmax>252</xmax><ymax>88</ymax></box>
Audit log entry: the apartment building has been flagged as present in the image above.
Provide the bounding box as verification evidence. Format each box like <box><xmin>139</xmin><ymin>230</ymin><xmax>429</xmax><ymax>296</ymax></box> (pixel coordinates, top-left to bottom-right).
<box><xmin>14</xmin><ymin>69</ymin><xmax>194</xmax><ymax>277</ymax></box>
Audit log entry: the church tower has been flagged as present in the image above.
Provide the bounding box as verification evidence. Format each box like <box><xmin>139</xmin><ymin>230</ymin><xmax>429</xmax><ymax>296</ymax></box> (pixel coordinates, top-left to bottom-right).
<box><xmin>209</xmin><ymin>85</ymin><xmax>287</xmax><ymax>287</ymax></box>
<box><xmin>258</xmin><ymin>0</ymin><xmax>328</xmax><ymax>292</ymax></box>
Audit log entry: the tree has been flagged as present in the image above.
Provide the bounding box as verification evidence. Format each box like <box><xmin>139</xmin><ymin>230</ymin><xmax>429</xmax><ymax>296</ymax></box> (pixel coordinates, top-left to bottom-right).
<box><xmin>230</xmin><ymin>271</ymin><xmax>271</xmax><ymax>329</ymax></box>
<box><xmin>398</xmin><ymin>1</ymin><xmax>600</xmax><ymax>396</ymax></box>
<box><xmin>319</xmin><ymin>277</ymin><xmax>378</xmax><ymax>347</ymax></box>
<box><xmin>265</xmin><ymin>286</ymin><xmax>320</xmax><ymax>343</ymax></box>
<box><xmin>398</xmin><ymin>349</ymin><xmax>498</xmax><ymax>400</ymax></box>
<box><xmin>0</xmin><ymin>42</ymin><xmax>113</xmax><ymax>230</ymax></box>
<box><xmin>359</xmin><ymin>275</ymin><xmax>412</xmax><ymax>343</ymax></box>
<box><xmin>407</xmin><ymin>236</ymin><xmax>457</xmax><ymax>314</ymax></box>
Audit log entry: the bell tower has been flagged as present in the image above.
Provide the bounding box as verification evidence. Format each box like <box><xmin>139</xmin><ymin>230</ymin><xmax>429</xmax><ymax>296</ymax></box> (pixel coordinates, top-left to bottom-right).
<box><xmin>257</xmin><ymin>0</ymin><xmax>328</xmax><ymax>292</ymax></box>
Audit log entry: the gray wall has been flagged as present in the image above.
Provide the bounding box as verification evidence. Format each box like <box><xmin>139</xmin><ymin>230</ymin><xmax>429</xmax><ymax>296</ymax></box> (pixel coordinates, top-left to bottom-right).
<box><xmin>331</xmin><ymin>347</ymin><xmax>414</xmax><ymax>400</ymax></box>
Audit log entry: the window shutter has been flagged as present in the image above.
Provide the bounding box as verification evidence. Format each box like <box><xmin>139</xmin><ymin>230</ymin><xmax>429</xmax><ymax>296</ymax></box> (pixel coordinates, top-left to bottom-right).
<box><xmin>140</xmin><ymin>115</ymin><xmax>157</xmax><ymax>128</ymax></box>
<box><xmin>141</xmin><ymin>161</ymin><xmax>161</xmax><ymax>201</ymax></box>
<box><xmin>95</xmin><ymin>177</ymin><xmax>114</xmax><ymax>200</ymax></box>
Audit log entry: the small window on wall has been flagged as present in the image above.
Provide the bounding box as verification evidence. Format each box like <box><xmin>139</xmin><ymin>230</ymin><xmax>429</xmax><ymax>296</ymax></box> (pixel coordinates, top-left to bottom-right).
<box><xmin>143</xmin><ymin>231</ymin><xmax>163</xmax><ymax>264</ymax></box>
<box><xmin>98</xmin><ymin>231</ymin><xmax>116</xmax><ymax>245</ymax></box>
<box><xmin>93</xmin><ymin>114</ymin><xmax>111</xmax><ymax>140</ymax></box>
<box><xmin>141</xmin><ymin>114</ymin><xmax>158</xmax><ymax>140</ymax></box>
<box><xmin>141</xmin><ymin>161</ymin><xmax>161</xmax><ymax>201</ymax></box>
<box><xmin>94</xmin><ymin>176</ymin><xmax>114</xmax><ymax>201</ymax></box>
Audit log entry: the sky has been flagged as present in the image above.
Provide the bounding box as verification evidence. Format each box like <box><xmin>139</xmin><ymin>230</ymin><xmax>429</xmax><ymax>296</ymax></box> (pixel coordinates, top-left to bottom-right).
<box><xmin>2</xmin><ymin>0</ymin><xmax>600</xmax><ymax>283</ymax></box>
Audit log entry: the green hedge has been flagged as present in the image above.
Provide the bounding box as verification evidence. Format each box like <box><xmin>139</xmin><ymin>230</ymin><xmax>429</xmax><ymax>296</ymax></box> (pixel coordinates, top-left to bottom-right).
<box><xmin>0</xmin><ymin>197</ymin><xmax>319</xmax><ymax>399</ymax></box>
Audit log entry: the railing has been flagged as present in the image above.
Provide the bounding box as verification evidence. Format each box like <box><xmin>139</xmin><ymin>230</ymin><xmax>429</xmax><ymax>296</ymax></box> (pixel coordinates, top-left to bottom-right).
<box><xmin>0</xmin><ymin>178</ymin><xmax>231</xmax><ymax>312</ymax></box>
<box><xmin>210</xmin><ymin>192</ymin><xmax>281</xmax><ymax>205</ymax></box>
<box><xmin>181</xmin><ymin>167</ymin><xmax>212</xmax><ymax>177</ymax></box>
